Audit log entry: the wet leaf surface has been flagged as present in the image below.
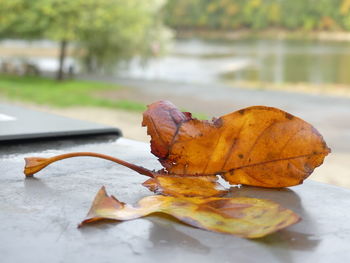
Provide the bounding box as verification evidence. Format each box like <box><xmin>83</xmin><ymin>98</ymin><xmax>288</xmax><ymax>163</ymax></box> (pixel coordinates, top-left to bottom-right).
<box><xmin>142</xmin><ymin>175</ymin><xmax>227</xmax><ymax>197</ymax></box>
<box><xmin>142</xmin><ymin>101</ymin><xmax>330</xmax><ymax>187</ymax></box>
<box><xmin>80</xmin><ymin>187</ymin><xmax>300</xmax><ymax>239</ymax></box>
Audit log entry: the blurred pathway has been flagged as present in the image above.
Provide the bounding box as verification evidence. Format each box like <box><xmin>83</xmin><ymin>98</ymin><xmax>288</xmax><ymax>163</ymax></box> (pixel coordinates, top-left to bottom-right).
<box><xmin>86</xmin><ymin>76</ymin><xmax>350</xmax><ymax>151</ymax></box>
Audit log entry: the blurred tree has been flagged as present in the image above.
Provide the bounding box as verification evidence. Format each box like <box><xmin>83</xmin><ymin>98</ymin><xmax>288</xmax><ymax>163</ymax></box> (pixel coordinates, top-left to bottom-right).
<box><xmin>0</xmin><ymin>0</ymin><xmax>171</xmax><ymax>80</ymax></box>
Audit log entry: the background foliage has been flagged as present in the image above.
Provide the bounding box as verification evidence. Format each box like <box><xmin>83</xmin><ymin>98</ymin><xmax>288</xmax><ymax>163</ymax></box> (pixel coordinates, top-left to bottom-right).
<box><xmin>163</xmin><ymin>0</ymin><xmax>350</xmax><ymax>31</ymax></box>
<box><xmin>0</xmin><ymin>0</ymin><xmax>171</xmax><ymax>76</ymax></box>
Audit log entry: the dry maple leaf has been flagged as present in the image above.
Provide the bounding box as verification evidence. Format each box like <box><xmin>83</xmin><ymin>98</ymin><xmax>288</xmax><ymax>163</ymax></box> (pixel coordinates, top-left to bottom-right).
<box><xmin>142</xmin><ymin>101</ymin><xmax>330</xmax><ymax>187</ymax></box>
<box><xmin>24</xmin><ymin>100</ymin><xmax>330</xmax><ymax>193</ymax></box>
<box><xmin>79</xmin><ymin>186</ymin><xmax>300</xmax><ymax>239</ymax></box>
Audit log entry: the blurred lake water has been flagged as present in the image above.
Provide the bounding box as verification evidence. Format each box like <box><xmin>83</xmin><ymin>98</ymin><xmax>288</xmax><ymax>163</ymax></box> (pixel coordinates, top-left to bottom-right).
<box><xmin>2</xmin><ymin>38</ymin><xmax>350</xmax><ymax>87</ymax></box>
<box><xmin>121</xmin><ymin>38</ymin><xmax>350</xmax><ymax>87</ymax></box>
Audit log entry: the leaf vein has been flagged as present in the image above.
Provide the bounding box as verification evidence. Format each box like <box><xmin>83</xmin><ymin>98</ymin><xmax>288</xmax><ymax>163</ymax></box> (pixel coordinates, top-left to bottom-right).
<box><xmin>221</xmin><ymin>119</ymin><xmax>247</xmax><ymax>171</ymax></box>
<box><xmin>231</xmin><ymin>152</ymin><xmax>325</xmax><ymax>172</ymax></box>
<box><xmin>243</xmin><ymin>120</ymin><xmax>278</xmax><ymax>165</ymax></box>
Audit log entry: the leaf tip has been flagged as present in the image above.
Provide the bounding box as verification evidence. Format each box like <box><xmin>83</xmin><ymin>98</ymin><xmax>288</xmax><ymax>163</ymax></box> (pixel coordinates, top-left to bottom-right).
<box><xmin>142</xmin><ymin>178</ymin><xmax>158</xmax><ymax>192</ymax></box>
<box><xmin>79</xmin><ymin>186</ymin><xmax>125</xmax><ymax>227</ymax></box>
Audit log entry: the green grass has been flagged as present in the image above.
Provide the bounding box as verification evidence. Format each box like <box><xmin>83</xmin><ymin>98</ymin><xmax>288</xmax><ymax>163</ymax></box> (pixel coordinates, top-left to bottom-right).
<box><xmin>0</xmin><ymin>74</ymin><xmax>146</xmax><ymax>111</ymax></box>
<box><xmin>0</xmin><ymin>74</ymin><xmax>209</xmax><ymax>119</ymax></box>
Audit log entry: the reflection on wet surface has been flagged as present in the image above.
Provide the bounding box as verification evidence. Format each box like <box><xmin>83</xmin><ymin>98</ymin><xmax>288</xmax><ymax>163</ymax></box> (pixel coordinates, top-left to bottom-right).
<box><xmin>148</xmin><ymin>217</ymin><xmax>210</xmax><ymax>254</ymax></box>
<box><xmin>227</xmin><ymin>186</ymin><xmax>302</xmax><ymax>212</ymax></box>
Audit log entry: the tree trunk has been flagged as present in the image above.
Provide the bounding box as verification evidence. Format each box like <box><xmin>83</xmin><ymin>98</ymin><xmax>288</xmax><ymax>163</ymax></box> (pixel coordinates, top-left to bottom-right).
<box><xmin>56</xmin><ymin>40</ymin><xmax>67</xmax><ymax>81</ymax></box>
<box><xmin>85</xmin><ymin>53</ymin><xmax>96</xmax><ymax>73</ymax></box>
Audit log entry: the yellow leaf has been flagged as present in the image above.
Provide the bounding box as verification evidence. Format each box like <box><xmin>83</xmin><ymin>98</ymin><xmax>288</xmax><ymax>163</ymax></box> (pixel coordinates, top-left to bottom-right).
<box><xmin>142</xmin><ymin>175</ymin><xmax>227</xmax><ymax>197</ymax></box>
<box><xmin>80</xmin><ymin>187</ymin><xmax>300</xmax><ymax>239</ymax></box>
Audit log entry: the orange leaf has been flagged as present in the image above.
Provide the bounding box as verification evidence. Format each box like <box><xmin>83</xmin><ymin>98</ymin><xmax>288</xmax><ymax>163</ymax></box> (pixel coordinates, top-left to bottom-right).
<box><xmin>80</xmin><ymin>187</ymin><xmax>300</xmax><ymax>239</ymax></box>
<box><xmin>142</xmin><ymin>101</ymin><xmax>330</xmax><ymax>187</ymax></box>
<box><xmin>142</xmin><ymin>175</ymin><xmax>227</xmax><ymax>197</ymax></box>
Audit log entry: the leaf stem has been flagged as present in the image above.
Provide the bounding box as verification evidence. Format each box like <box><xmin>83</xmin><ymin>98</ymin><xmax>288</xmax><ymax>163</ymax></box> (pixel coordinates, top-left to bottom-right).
<box><xmin>24</xmin><ymin>152</ymin><xmax>154</xmax><ymax>178</ymax></box>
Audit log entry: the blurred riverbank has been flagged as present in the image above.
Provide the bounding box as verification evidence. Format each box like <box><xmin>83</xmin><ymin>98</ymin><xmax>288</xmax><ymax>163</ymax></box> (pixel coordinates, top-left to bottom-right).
<box><xmin>3</xmin><ymin>37</ymin><xmax>350</xmax><ymax>98</ymax></box>
<box><xmin>176</xmin><ymin>29</ymin><xmax>350</xmax><ymax>42</ymax></box>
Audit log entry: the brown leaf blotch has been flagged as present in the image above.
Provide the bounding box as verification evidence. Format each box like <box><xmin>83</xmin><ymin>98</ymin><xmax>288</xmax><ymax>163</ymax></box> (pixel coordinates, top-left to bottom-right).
<box><xmin>238</xmin><ymin>109</ymin><xmax>245</xmax><ymax>115</ymax></box>
<box><xmin>285</xmin><ymin>112</ymin><xmax>294</xmax><ymax>120</ymax></box>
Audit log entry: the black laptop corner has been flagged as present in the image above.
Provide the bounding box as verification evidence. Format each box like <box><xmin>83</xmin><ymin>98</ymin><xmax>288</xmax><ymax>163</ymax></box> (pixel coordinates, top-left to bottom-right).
<box><xmin>0</xmin><ymin>103</ymin><xmax>122</xmax><ymax>143</ymax></box>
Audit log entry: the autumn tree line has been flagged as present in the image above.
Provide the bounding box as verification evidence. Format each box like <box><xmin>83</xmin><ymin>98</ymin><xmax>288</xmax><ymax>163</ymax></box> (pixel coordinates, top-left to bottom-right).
<box><xmin>163</xmin><ymin>0</ymin><xmax>350</xmax><ymax>31</ymax></box>
<box><xmin>2</xmin><ymin>0</ymin><xmax>350</xmax><ymax>80</ymax></box>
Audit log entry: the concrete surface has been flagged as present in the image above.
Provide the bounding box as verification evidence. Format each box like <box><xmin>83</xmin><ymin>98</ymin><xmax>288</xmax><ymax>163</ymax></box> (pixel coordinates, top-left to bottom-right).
<box><xmin>1</xmin><ymin>137</ymin><xmax>350</xmax><ymax>263</ymax></box>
